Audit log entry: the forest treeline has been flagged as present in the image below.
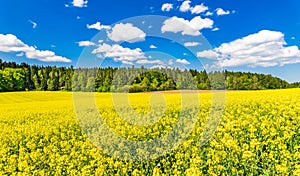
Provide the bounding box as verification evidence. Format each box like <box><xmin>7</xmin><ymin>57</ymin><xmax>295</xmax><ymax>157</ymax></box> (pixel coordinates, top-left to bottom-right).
<box><xmin>0</xmin><ymin>59</ymin><xmax>299</xmax><ymax>92</ymax></box>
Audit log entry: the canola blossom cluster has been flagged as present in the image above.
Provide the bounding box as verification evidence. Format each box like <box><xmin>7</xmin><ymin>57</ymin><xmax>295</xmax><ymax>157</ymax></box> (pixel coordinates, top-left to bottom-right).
<box><xmin>0</xmin><ymin>89</ymin><xmax>299</xmax><ymax>175</ymax></box>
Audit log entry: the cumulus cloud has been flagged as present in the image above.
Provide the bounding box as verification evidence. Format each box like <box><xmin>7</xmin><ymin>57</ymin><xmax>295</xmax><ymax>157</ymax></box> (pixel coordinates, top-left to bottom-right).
<box><xmin>184</xmin><ymin>42</ymin><xmax>200</xmax><ymax>47</ymax></box>
<box><xmin>0</xmin><ymin>34</ymin><xmax>31</xmax><ymax>52</ymax></box>
<box><xmin>150</xmin><ymin>45</ymin><xmax>157</xmax><ymax>49</ymax></box>
<box><xmin>16</xmin><ymin>53</ymin><xmax>24</xmax><ymax>57</ymax></box>
<box><xmin>168</xmin><ymin>59</ymin><xmax>174</xmax><ymax>65</ymax></box>
<box><xmin>205</xmin><ymin>11</ymin><xmax>213</xmax><ymax>16</ymax></box>
<box><xmin>212</xmin><ymin>27</ymin><xmax>219</xmax><ymax>31</ymax></box>
<box><xmin>87</xmin><ymin>22</ymin><xmax>111</xmax><ymax>30</ymax></box>
<box><xmin>28</xmin><ymin>20</ymin><xmax>37</xmax><ymax>29</ymax></box>
<box><xmin>77</xmin><ymin>41</ymin><xmax>96</xmax><ymax>47</ymax></box>
<box><xmin>197</xmin><ymin>50</ymin><xmax>218</xmax><ymax>59</ymax></box>
<box><xmin>25</xmin><ymin>49</ymin><xmax>72</xmax><ymax>62</ymax></box>
<box><xmin>72</xmin><ymin>0</ymin><xmax>88</xmax><ymax>8</ymax></box>
<box><xmin>176</xmin><ymin>58</ymin><xmax>190</xmax><ymax>65</ymax></box>
<box><xmin>179</xmin><ymin>1</ymin><xmax>208</xmax><ymax>14</ymax></box>
<box><xmin>92</xmin><ymin>43</ymin><xmax>146</xmax><ymax>62</ymax></box>
<box><xmin>136</xmin><ymin>59</ymin><xmax>164</xmax><ymax>65</ymax></box>
<box><xmin>191</xmin><ymin>3</ymin><xmax>208</xmax><ymax>14</ymax></box>
<box><xmin>161</xmin><ymin>16</ymin><xmax>213</xmax><ymax>36</ymax></box>
<box><xmin>197</xmin><ymin>30</ymin><xmax>300</xmax><ymax>68</ymax></box>
<box><xmin>216</xmin><ymin>8</ymin><xmax>230</xmax><ymax>16</ymax></box>
<box><xmin>107</xmin><ymin>23</ymin><xmax>146</xmax><ymax>43</ymax></box>
<box><xmin>161</xmin><ymin>3</ymin><xmax>173</xmax><ymax>11</ymax></box>
<box><xmin>179</xmin><ymin>0</ymin><xmax>191</xmax><ymax>12</ymax></box>
<box><xmin>0</xmin><ymin>34</ymin><xmax>71</xmax><ymax>62</ymax></box>
<box><xmin>121</xmin><ymin>61</ymin><xmax>134</xmax><ymax>65</ymax></box>
<box><xmin>150</xmin><ymin>65</ymin><xmax>170</xmax><ymax>69</ymax></box>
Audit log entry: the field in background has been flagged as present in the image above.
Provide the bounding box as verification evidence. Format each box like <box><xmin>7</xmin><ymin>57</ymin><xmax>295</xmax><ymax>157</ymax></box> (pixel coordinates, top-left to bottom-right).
<box><xmin>0</xmin><ymin>89</ymin><xmax>300</xmax><ymax>175</ymax></box>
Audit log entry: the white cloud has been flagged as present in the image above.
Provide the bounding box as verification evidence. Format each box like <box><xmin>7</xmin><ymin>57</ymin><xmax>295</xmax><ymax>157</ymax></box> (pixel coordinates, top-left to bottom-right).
<box><xmin>161</xmin><ymin>3</ymin><xmax>173</xmax><ymax>11</ymax></box>
<box><xmin>0</xmin><ymin>34</ymin><xmax>71</xmax><ymax>62</ymax></box>
<box><xmin>150</xmin><ymin>45</ymin><xmax>157</xmax><ymax>48</ymax></box>
<box><xmin>136</xmin><ymin>59</ymin><xmax>164</xmax><ymax>65</ymax></box>
<box><xmin>121</xmin><ymin>61</ymin><xmax>134</xmax><ymax>65</ymax></box>
<box><xmin>176</xmin><ymin>58</ymin><xmax>190</xmax><ymax>65</ymax></box>
<box><xmin>28</xmin><ymin>20</ymin><xmax>37</xmax><ymax>29</ymax></box>
<box><xmin>77</xmin><ymin>41</ymin><xmax>96</xmax><ymax>47</ymax></box>
<box><xmin>203</xmin><ymin>64</ymin><xmax>210</xmax><ymax>70</ymax></box>
<box><xmin>205</xmin><ymin>11</ymin><xmax>213</xmax><ymax>16</ymax></box>
<box><xmin>184</xmin><ymin>42</ymin><xmax>200</xmax><ymax>47</ymax></box>
<box><xmin>168</xmin><ymin>59</ymin><xmax>174</xmax><ymax>65</ymax></box>
<box><xmin>191</xmin><ymin>3</ymin><xmax>208</xmax><ymax>14</ymax></box>
<box><xmin>72</xmin><ymin>0</ymin><xmax>88</xmax><ymax>8</ymax></box>
<box><xmin>87</xmin><ymin>22</ymin><xmax>111</xmax><ymax>30</ymax></box>
<box><xmin>16</xmin><ymin>52</ymin><xmax>24</xmax><ymax>57</ymax></box>
<box><xmin>150</xmin><ymin>65</ymin><xmax>169</xmax><ymax>69</ymax></box>
<box><xmin>216</xmin><ymin>8</ymin><xmax>230</xmax><ymax>16</ymax></box>
<box><xmin>92</xmin><ymin>43</ymin><xmax>146</xmax><ymax>62</ymax></box>
<box><xmin>0</xmin><ymin>34</ymin><xmax>31</xmax><ymax>52</ymax></box>
<box><xmin>179</xmin><ymin>0</ymin><xmax>191</xmax><ymax>12</ymax></box>
<box><xmin>25</xmin><ymin>49</ymin><xmax>71</xmax><ymax>62</ymax></box>
<box><xmin>198</xmin><ymin>30</ymin><xmax>300</xmax><ymax>68</ymax></box>
<box><xmin>107</xmin><ymin>23</ymin><xmax>146</xmax><ymax>43</ymax></box>
<box><xmin>212</xmin><ymin>27</ymin><xmax>219</xmax><ymax>31</ymax></box>
<box><xmin>50</xmin><ymin>45</ymin><xmax>56</xmax><ymax>48</ymax></box>
<box><xmin>179</xmin><ymin>1</ymin><xmax>208</xmax><ymax>14</ymax></box>
<box><xmin>197</xmin><ymin>50</ymin><xmax>218</xmax><ymax>59</ymax></box>
<box><xmin>161</xmin><ymin>16</ymin><xmax>214</xmax><ymax>36</ymax></box>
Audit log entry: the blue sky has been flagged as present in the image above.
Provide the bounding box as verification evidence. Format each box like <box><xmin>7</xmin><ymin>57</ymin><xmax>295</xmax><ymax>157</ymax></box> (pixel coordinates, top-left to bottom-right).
<box><xmin>0</xmin><ymin>0</ymin><xmax>300</xmax><ymax>82</ymax></box>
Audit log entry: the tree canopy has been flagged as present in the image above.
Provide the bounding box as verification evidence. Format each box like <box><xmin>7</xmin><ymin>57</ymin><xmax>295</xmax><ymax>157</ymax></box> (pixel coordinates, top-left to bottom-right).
<box><xmin>0</xmin><ymin>59</ymin><xmax>298</xmax><ymax>92</ymax></box>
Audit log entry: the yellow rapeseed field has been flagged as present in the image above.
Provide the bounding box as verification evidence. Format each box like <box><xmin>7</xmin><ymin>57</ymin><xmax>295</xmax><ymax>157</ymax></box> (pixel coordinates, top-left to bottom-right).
<box><xmin>0</xmin><ymin>89</ymin><xmax>299</xmax><ymax>175</ymax></box>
